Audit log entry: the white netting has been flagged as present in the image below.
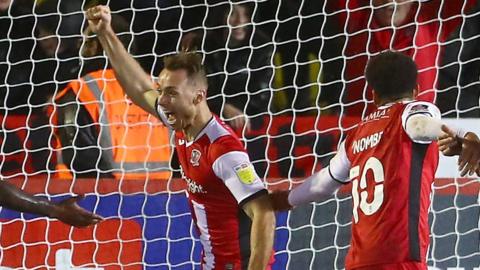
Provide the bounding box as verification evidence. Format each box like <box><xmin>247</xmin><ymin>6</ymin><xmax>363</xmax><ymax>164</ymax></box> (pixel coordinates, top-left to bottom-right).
<box><xmin>0</xmin><ymin>0</ymin><xmax>479</xmax><ymax>269</ymax></box>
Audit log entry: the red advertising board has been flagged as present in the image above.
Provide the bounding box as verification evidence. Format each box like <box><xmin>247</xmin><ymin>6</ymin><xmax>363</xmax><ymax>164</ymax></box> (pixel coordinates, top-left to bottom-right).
<box><xmin>0</xmin><ymin>219</ymin><xmax>142</xmax><ymax>269</ymax></box>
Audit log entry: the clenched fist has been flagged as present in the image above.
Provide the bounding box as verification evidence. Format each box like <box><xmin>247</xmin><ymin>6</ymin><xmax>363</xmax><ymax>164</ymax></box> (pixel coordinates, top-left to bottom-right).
<box><xmin>85</xmin><ymin>5</ymin><xmax>112</xmax><ymax>35</ymax></box>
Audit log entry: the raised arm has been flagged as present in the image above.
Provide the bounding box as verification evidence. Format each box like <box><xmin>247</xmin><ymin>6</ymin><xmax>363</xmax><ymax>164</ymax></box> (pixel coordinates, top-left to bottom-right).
<box><xmin>0</xmin><ymin>180</ymin><xmax>102</xmax><ymax>227</ymax></box>
<box><xmin>85</xmin><ymin>5</ymin><xmax>159</xmax><ymax>116</ymax></box>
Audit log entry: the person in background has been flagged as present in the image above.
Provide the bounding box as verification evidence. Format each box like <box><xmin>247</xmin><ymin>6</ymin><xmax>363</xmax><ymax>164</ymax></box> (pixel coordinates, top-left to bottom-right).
<box><xmin>437</xmin><ymin>0</ymin><xmax>480</xmax><ymax>118</ymax></box>
<box><xmin>51</xmin><ymin>13</ymin><xmax>171</xmax><ymax>180</ymax></box>
<box><xmin>182</xmin><ymin>3</ymin><xmax>274</xmax><ymax>131</ymax></box>
<box><xmin>328</xmin><ymin>0</ymin><xmax>478</xmax><ymax>117</ymax></box>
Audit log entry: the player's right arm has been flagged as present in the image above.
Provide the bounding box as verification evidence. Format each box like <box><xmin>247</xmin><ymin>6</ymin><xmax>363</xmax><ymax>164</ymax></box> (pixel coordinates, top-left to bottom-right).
<box><xmin>270</xmin><ymin>141</ymin><xmax>351</xmax><ymax>211</ymax></box>
<box><xmin>402</xmin><ymin>102</ymin><xmax>480</xmax><ymax>176</ymax></box>
<box><xmin>85</xmin><ymin>5</ymin><xmax>159</xmax><ymax>116</ymax></box>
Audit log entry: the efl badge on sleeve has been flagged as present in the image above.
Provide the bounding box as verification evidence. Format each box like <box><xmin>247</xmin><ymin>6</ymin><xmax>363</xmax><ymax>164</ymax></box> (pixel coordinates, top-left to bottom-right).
<box><xmin>234</xmin><ymin>163</ymin><xmax>256</xmax><ymax>185</ymax></box>
<box><xmin>409</xmin><ymin>104</ymin><xmax>429</xmax><ymax>114</ymax></box>
<box><xmin>190</xmin><ymin>149</ymin><xmax>201</xmax><ymax>166</ymax></box>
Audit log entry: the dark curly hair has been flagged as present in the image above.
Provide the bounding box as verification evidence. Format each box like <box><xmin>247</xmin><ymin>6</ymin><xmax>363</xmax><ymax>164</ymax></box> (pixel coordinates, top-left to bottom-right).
<box><xmin>365</xmin><ymin>51</ymin><xmax>418</xmax><ymax>100</ymax></box>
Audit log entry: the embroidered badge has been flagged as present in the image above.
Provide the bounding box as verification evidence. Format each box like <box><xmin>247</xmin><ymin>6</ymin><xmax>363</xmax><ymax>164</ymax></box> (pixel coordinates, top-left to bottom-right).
<box><xmin>234</xmin><ymin>163</ymin><xmax>256</xmax><ymax>185</ymax></box>
<box><xmin>190</xmin><ymin>149</ymin><xmax>201</xmax><ymax>166</ymax></box>
<box><xmin>409</xmin><ymin>104</ymin><xmax>429</xmax><ymax>114</ymax></box>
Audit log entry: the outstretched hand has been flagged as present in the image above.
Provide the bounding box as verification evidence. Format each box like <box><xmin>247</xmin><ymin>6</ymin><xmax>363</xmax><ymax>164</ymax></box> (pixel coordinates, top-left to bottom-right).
<box><xmin>438</xmin><ymin>125</ymin><xmax>462</xmax><ymax>156</ymax></box>
<box><xmin>85</xmin><ymin>5</ymin><xmax>112</xmax><ymax>35</ymax></box>
<box><xmin>439</xmin><ymin>125</ymin><xmax>480</xmax><ymax>177</ymax></box>
<box><xmin>51</xmin><ymin>195</ymin><xmax>103</xmax><ymax>228</ymax></box>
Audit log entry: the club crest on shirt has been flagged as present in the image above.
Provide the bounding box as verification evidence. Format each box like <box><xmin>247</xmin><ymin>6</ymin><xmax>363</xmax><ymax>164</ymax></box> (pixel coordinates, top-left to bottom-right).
<box><xmin>190</xmin><ymin>149</ymin><xmax>201</xmax><ymax>166</ymax></box>
<box><xmin>234</xmin><ymin>163</ymin><xmax>256</xmax><ymax>185</ymax></box>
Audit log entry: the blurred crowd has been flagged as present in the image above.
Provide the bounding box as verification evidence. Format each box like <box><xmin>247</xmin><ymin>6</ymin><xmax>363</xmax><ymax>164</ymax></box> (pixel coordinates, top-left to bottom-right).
<box><xmin>2</xmin><ymin>0</ymin><xmax>480</xmax><ymax>117</ymax></box>
<box><xmin>1</xmin><ymin>0</ymin><xmax>480</xmax><ymax>177</ymax></box>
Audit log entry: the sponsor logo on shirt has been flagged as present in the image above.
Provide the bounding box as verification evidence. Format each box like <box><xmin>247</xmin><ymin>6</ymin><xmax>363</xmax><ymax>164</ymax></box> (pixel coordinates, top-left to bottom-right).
<box><xmin>190</xmin><ymin>149</ymin><xmax>201</xmax><ymax>167</ymax></box>
<box><xmin>352</xmin><ymin>131</ymin><xmax>384</xmax><ymax>154</ymax></box>
<box><xmin>178</xmin><ymin>139</ymin><xmax>185</xmax><ymax>145</ymax></box>
<box><xmin>234</xmin><ymin>163</ymin><xmax>256</xmax><ymax>185</ymax></box>
<box><xmin>364</xmin><ymin>108</ymin><xmax>388</xmax><ymax>122</ymax></box>
<box><xmin>180</xmin><ymin>167</ymin><xmax>206</xmax><ymax>194</ymax></box>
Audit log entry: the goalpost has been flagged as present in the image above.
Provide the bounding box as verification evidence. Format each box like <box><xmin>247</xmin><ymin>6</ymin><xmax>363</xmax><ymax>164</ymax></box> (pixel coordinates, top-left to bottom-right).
<box><xmin>0</xmin><ymin>0</ymin><xmax>478</xmax><ymax>269</ymax></box>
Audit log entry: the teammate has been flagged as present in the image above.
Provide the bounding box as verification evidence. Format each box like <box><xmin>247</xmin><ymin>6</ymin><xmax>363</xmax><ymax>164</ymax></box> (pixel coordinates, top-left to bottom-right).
<box><xmin>439</xmin><ymin>125</ymin><xmax>480</xmax><ymax>176</ymax></box>
<box><xmin>271</xmin><ymin>51</ymin><xmax>445</xmax><ymax>270</ymax></box>
<box><xmin>0</xmin><ymin>179</ymin><xmax>102</xmax><ymax>227</ymax></box>
<box><xmin>86</xmin><ymin>5</ymin><xmax>275</xmax><ymax>270</ymax></box>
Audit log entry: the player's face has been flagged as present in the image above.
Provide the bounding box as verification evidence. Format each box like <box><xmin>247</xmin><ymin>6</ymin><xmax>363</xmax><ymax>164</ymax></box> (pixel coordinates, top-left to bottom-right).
<box><xmin>157</xmin><ymin>69</ymin><xmax>198</xmax><ymax>131</ymax></box>
<box><xmin>227</xmin><ymin>5</ymin><xmax>250</xmax><ymax>42</ymax></box>
<box><xmin>373</xmin><ymin>0</ymin><xmax>413</xmax><ymax>27</ymax></box>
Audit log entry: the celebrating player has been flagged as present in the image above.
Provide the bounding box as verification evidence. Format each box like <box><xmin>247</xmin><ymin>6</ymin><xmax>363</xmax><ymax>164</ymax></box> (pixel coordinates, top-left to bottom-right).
<box><xmin>0</xmin><ymin>180</ymin><xmax>102</xmax><ymax>227</ymax></box>
<box><xmin>86</xmin><ymin>5</ymin><xmax>275</xmax><ymax>270</ymax></box>
<box><xmin>270</xmin><ymin>51</ymin><xmax>445</xmax><ymax>270</ymax></box>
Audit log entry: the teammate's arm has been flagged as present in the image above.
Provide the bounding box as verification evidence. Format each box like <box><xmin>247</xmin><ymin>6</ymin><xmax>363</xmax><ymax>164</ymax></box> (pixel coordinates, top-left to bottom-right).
<box><xmin>242</xmin><ymin>195</ymin><xmax>275</xmax><ymax>270</ymax></box>
<box><xmin>402</xmin><ymin>102</ymin><xmax>480</xmax><ymax>176</ymax></box>
<box><xmin>402</xmin><ymin>101</ymin><xmax>443</xmax><ymax>143</ymax></box>
<box><xmin>270</xmin><ymin>141</ymin><xmax>351</xmax><ymax>211</ymax></box>
<box><xmin>85</xmin><ymin>5</ymin><xmax>158</xmax><ymax>116</ymax></box>
<box><xmin>0</xmin><ymin>180</ymin><xmax>102</xmax><ymax>227</ymax></box>
<box><xmin>402</xmin><ymin>102</ymin><xmax>448</xmax><ymax>144</ymax></box>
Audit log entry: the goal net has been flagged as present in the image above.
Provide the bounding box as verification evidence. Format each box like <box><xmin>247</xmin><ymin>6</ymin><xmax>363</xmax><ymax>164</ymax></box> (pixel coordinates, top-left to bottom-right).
<box><xmin>0</xmin><ymin>0</ymin><xmax>478</xmax><ymax>269</ymax></box>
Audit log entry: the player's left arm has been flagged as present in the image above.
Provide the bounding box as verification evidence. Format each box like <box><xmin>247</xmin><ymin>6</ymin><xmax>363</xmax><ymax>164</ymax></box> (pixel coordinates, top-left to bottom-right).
<box><xmin>242</xmin><ymin>194</ymin><xmax>275</xmax><ymax>270</ymax></box>
<box><xmin>211</xmin><ymin>150</ymin><xmax>275</xmax><ymax>270</ymax></box>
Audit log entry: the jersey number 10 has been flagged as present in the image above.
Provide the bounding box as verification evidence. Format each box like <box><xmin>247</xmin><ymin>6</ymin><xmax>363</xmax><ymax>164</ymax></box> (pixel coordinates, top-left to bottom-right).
<box><xmin>350</xmin><ymin>157</ymin><xmax>385</xmax><ymax>224</ymax></box>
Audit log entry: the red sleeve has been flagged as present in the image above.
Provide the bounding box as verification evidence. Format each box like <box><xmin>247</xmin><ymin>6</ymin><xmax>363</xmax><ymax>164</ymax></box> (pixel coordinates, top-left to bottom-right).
<box><xmin>420</xmin><ymin>0</ymin><xmax>478</xmax><ymax>40</ymax></box>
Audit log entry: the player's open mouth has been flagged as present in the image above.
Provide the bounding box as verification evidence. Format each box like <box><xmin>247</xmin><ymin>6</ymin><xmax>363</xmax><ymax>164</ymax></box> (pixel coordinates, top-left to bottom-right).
<box><xmin>165</xmin><ymin>111</ymin><xmax>177</xmax><ymax>125</ymax></box>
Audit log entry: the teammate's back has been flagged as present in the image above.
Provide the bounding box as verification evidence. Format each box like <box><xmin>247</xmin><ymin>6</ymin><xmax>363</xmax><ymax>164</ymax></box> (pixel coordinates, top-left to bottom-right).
<box><xmin>269</xmin><ymin>51</ymin><xmax>445</xmax><ymax>270</ymax></box>
<box><xmin>344</xmin><ymin>101</ymin><xmax>439</xmax><ymax>269</ymax></box>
